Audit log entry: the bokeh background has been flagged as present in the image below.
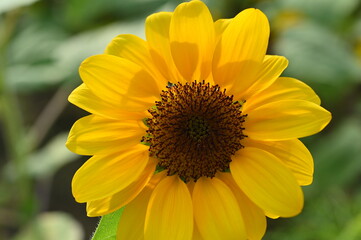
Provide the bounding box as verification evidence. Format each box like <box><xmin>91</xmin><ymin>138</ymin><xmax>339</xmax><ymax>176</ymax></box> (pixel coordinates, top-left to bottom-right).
<box><xmin>0</xmin><ymin>0</ymin><xmax>360</xmax><ymax>239</ymax></box>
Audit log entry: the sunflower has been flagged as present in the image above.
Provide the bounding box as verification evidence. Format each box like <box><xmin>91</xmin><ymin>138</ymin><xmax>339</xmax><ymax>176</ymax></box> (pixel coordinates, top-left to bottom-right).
<box><xmin>66</xmin><ymin>1</ymin><xmax>331</xmax><ymax>239</ymax></box>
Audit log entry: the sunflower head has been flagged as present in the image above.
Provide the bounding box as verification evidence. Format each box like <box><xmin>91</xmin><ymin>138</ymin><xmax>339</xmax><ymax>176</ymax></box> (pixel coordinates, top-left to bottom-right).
<box><xmin>67</xmin><ymin>1</ymin><xmax>331</xmax><ymax>239</ymax></box>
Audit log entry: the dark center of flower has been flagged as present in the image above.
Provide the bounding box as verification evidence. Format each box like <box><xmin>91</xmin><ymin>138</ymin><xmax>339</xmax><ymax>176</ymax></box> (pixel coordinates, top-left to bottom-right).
<box><xmin>143</xmin><ymin>80</ymin><xmax>247</xmax><ymax>182</ymax></box>
<box><xmin>188</xmin><ymin>116</ymin><xmax>209</xmax><ymax>141</ymax></box>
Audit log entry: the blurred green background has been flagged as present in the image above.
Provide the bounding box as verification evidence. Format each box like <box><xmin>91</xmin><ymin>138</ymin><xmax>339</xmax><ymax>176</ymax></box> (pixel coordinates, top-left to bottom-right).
<box><xmin>0</xmin><ymin>0</ymin><xmax>360</xmax><ymax>239</ymax></box>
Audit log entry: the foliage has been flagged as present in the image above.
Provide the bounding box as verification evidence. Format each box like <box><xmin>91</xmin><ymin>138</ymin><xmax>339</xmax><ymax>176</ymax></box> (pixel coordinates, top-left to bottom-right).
<box><xmin>0</xmin><ymin>0</ymin><xmax>360</xmax><ymax>239</ymax></box>
<box><xmin>91</xmin><ymin>208</ymin><xmax>124</xmax><ymax>240</ymax></box>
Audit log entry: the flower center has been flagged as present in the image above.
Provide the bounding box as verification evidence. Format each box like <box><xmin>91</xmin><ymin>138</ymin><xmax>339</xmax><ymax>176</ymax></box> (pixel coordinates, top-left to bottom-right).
<box><xmin>188</xmin><ymin>116</ymin><xmax>209</xmax><ymax>141</ymax></box>
<box><xmin>143</xmin><ymin>81</ymin><xmax>247</xmax><ymax>182</ymax></box>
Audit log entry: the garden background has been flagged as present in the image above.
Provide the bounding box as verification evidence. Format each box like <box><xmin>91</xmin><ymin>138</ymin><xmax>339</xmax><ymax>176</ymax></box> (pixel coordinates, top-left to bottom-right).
<box><xmin>0</xmin><ymin>0</ymin><xmax>361</xmax><ymax>239</ymax></box>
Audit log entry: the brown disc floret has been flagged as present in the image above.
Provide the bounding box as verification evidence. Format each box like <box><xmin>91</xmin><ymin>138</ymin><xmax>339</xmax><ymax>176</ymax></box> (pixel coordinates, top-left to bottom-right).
<box><xmin>143</xmin><ymin>80</ymin><xmax>247</xmax><ymax>182</ymax></box>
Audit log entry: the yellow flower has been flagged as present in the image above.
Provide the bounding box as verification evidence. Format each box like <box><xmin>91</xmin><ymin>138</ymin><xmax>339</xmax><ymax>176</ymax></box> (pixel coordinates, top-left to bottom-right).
<box><xmin>66</xmin><ymin>1</ymin><xmax>331</xmax><ymax>239</ymax></box>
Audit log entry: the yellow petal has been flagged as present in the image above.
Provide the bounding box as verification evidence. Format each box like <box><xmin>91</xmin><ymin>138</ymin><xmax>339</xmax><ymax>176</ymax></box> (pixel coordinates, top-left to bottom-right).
<box><xmin>187</xmin><ymin>180</ymin><xmax>196</xmax><ymax>195</ymax></box>
<box><xmin>72</xmin><ymin>144</ymin><xmax>149</xmax><ymax>202</ymax></box>
<box><xmin>245</xmin><ymin>77</ymin><xmax>321</xmax><ymax>111</ymax></box>
<box><xmin>265</xmin><ymin>212</ymin><xmax>279</xmax><ymax>219</ymax></box>
<box><xmin>117</xmin><ymin>172</ymin><xmax>167</xmax><ymax>240</ymax></box>
<box><xmin>193</xmin><ymin>177</ymin><xmax>246</xmax><ymax>240</ymax></box>
<box><xmin>145</xmin><ymin>12</ymin><xmax>184</xmax><ymax>84</ymax></box>
<box><xmin>217</xmin><ymin>172</ymin><xmax>266</xmax><ymax>240</ymax></box>
<box><xmin>213</xmin><ymin>8</ymin><xmax>269</xmax><ymax>96</ymax></box>
<box><xmin>170</xmin><ymin>0</ymin><xmax>215</xmax><ymax>81</ymax></box>
<box><xmin>241</xmin><ymin>55</ymin><xmax>288</xmax><ymax>100</ymax></box>
<box><xmin>86</xmin><ymin>158</ymin><xmax>157</xmax><ymax>217</ymax></box>
<box><xmin>66</xmin><ymin>115</ymin><xmax>145</xmax><ymax>155</ymax></box>
<box><xmin>192</xmin><ymin>224</ymin><xmax>204</xmax><ymax>240</ymax></box>
<box><xmin>244</xmin><ymin>100</ymin><xmax>331</xmax><ymax>141</ymax></box>
<box><xmin>79</xmin><ymin>54</ymin><xmax>161</xmax><ymax>112</ymax></box>
<box><xmin>214</xmin><ymin>18</ymin><xmax>231</xmax><ymax>43</ymax></box>
<box><xmin>68</xmin><ymin>84</ymin><xmax>147</xmax><ymax>120</ymax></box>
<box><xmin>105</xmin><ymin>34</ymin><xmax>167</xmax><ymax>85</ymax></box>
<box><xmin>244</xmin><ymin>138</ymin><xmax>314</xmax><ymax>186</ymax></box>
<box><xmin>230</xmin><ymin>147</ymin><xmax>304</xmax><ymax>217</ymax></box>
<box><xmin>145</xmin><ymin>176</ymin><xmax>193</xmax><ymax>240</ymax></box>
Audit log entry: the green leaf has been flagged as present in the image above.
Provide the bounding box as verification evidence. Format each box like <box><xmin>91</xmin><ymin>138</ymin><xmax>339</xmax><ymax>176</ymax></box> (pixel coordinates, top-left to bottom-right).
<box><xmin>6</xmin><ymin>24</ymin><xmax>68</xmax><ymax>91</ymax></box>
<box><xmin>25</xmin><ymin>133</ymin><xmax>79</xmax><ymax>178</ymax></box>
<box><xmin>6</xmin><ymin>21</ymin><xmax>144</xmax><ymax>91</ymax></box>
<box><xmin>259</xmin><ymin>0</ymin><xmax>360</xmax><ymax>29</ymax></box>
<box><xmin>92</xmin><ymin>207</ymin><xmax>124</xmax><ymax>240</ymax></box>
<box><xmin>0</xmin><ymin>0</ymin><xmax>38</xmax><ymax>14</ymax></box>
<box><xmin>307</xmin><ymin>117</ymin><xmax>361</xmax><ymax>197</ymax></box>
<box><xmin>275</xmin><ymin>21</ymin><xmax>361</xmax><ymax>85</ymax></box>
<box><xmin>8</xmin><ymin>24</ymin><xmax>67</xmax><ymax>65</ymax></box>
<box><xmin>6</xmin><ymin>64</ymin><xmax>70</xmax><ymax>92</ymax></box>
<box><xmin>13</xmin><ymin>212</ymin><xmax>84</xmax><ymax>240</ymax></box>
<box><xmin>274</xmin><ymin>20</ymin><xmax>361</xmax><ymax>105</ymax></box>
<box><xmin>63</xmin><ymin>0</ymin><xmax>170</xmax><ymax>31</ymax></box>
<box><xmin>53</xmin><ymin>21</ymin><xmax>145</xmax><ymax>75</ymax></box>
<box><xmin>338</xmin><ymin>211</ymin><xmax>361</xmax><ymax>240</ymax></box>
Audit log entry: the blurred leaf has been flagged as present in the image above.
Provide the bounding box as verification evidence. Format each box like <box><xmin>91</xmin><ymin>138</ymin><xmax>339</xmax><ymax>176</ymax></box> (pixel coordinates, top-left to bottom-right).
<box><xmin>8</xmin><ymin>24</ymin><xmax>67</xmax><ymax>65</ymax></box>
<box><xmin>92</xmin><ymin>208</ymin><xmax>124</xmax><ymax>240</ymax></box>
<box><xmin>259</xmin><ymin>0</ymin><xmax>359</xmax><ymax>29</ymax></box>
<box><xmin>6</xmin><ymin>64</ymin><xmax>69</xmax><ymax>91</ymax></box>
<box><xmin>52</xmin><ymin>20</ymin><xmax>145</xmax><ymax>78</ymax></box>
<box><xmin>338</xmin><ymin>211</ymin><xmax>361</xmax><ymax>240</ymax></box>
<box><xmin>26</xmin><ymin>133</ymin><xmax>78</xmax><ymax>178</ymax></box>
<box><xmin>267</xmin><ymin>117</ymin><xmax>361</xmax><ymax>239</ymax></box>
<box><xmin>63</xmin><ymin>0</ymin><xmax>170</xmax><ymax>31</ymax></box>
<box><xmin>308</xmin><ymin>117</ymin><xmax>361</xmax><ymax>196</ymax></box>
<box><xmin>0</xmin><ymin>0</ymin><xmax>38</xmax><ymax>14</ymax></box>
<box><xmin>13</xmin><ymin>212</ymin><xmax>84</xmax><ymax>240</ymax></box>
<box><xmin>111</xmin><ymin>0</ymin><xmax>170</xmax><ymax>15</ymax></box>
<box><xmin>354</xmin><ymin>18</ymin><xmax>361</xmax><ymax>39</ymax></box>
<box><xmin>266</xmin><ymin>188</ymin><xmax>359</xmax><ymax>240</ymax></box>
<box><xmin>6</xmin><ymin>19</ymin><xmax>145</xmax><ymax>92</ymax></box>
<box><xmin>298</xmin><ymin>0</ymin><xmax>359</xmax><ymax>29</ymax></box>
<box><xmin>6</xmin><ymin>24</ymin><xmax>68</xmax><ymax>91</ymax></box>
<box><xmin>275</xmin><ymin>21</ymin><xmax>361</xmax><ymax>85</ymax></box>
<box><xmin>0</xmin><ymin>182</ymin><xmax>11</xmax><ymax>204</ymax></box>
